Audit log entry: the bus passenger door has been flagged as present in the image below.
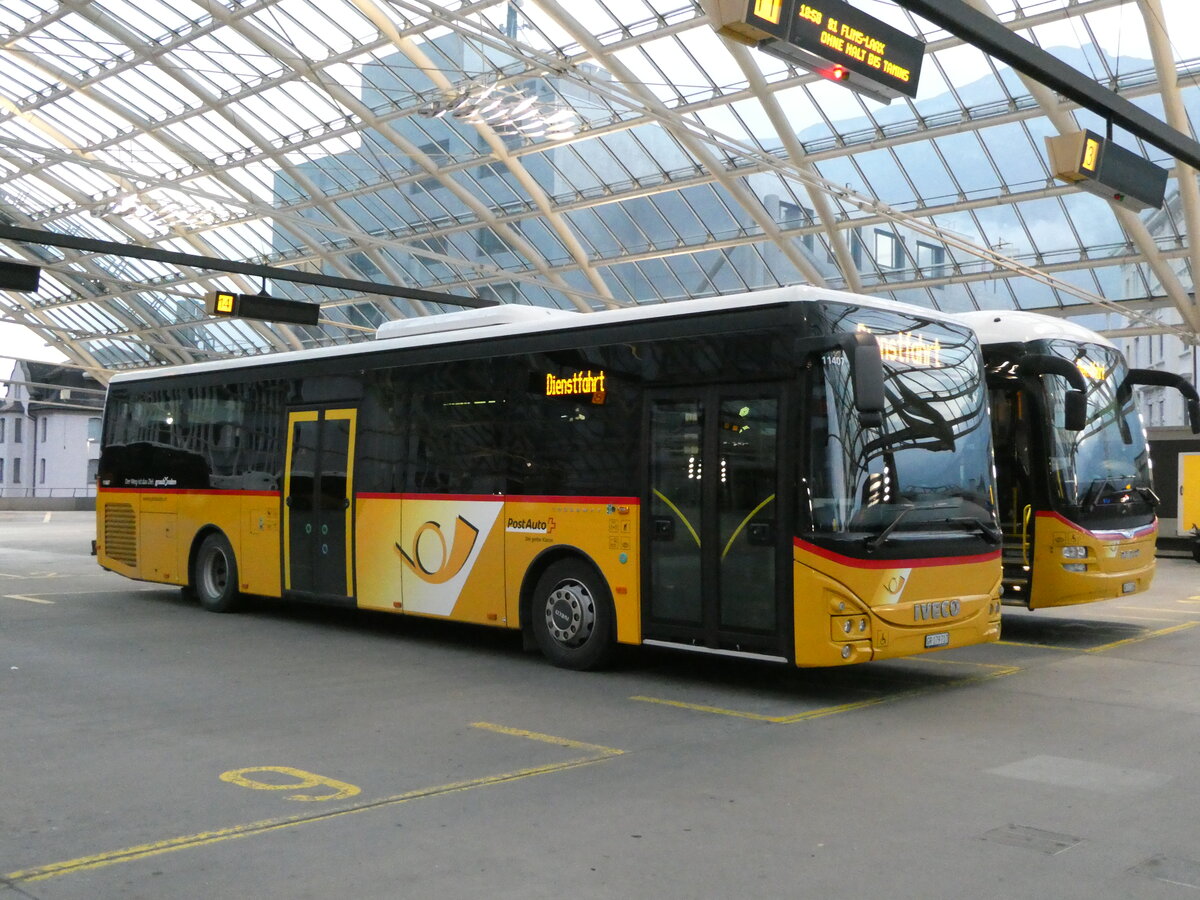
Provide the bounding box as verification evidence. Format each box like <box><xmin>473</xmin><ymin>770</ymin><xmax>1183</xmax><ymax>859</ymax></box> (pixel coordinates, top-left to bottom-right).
<box><xmin>644</xmin><ymin>388</ymin><xmax>785</xmax><ymax>658</ymax></box>
<box><xmin>989</xmin><ymin>385</ymin><xmax>1037</xmax><ymax>600</ymax></box>
<box><xmin>284</xmin><ymin>408</ymin><xmax>357</xmax><ymax>600</ymax></box>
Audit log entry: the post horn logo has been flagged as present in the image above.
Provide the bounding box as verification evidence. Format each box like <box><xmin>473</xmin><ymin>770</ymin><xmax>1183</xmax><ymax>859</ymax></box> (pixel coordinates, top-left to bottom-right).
<box><xmin>395</xmin><ymin>516</ymin><xmax>480</xmax><ymax>585</ymax></box>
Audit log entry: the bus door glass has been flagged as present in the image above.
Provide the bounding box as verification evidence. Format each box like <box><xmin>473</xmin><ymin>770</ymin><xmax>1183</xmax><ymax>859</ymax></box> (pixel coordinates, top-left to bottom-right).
<box><xmin>989</xmin><ymin>385</ymin><xmax>1036</xmax><ymax>534</ymax></box>
<box><xmin>646</xmin><ymin>388</ymin><xmax>782</xmax><ymax>652</ymax></box>
<box><xmin>284</xmin><ymin>408</ymin><xmax>357</xmax><ymax>598</ymax></box>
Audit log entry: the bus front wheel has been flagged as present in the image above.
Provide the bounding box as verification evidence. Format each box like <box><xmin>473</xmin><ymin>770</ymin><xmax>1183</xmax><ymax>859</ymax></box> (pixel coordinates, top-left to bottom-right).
<box><xmin>531</xmin><ymin>559</ymin><xmax>615</xmax><ymax>670</ymax></box>
<box><xmin>192</xmin><ymin>532</ymin><xmax>242</xmax><ymax>613</ymax></box>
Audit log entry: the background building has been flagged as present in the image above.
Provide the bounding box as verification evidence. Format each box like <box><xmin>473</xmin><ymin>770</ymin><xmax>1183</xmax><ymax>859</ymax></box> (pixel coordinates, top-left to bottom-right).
<box><xmin>0</xmin><ymin>361</ymin><xmax>104</xmax><ymax>501</ymax></box>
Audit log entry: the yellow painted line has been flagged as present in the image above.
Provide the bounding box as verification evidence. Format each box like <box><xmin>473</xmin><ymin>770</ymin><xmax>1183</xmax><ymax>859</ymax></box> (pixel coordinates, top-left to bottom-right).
<box><xmin>632</xmin><ymin>663</ymin><xmax>1021</xmax><ymax>724</ymax></box>
<box><xmin>1085</xmin><ymin>621</ymin><xmax>1199</xmax><ymax>654</ymax></box>
<box><xmin>1117</xmin><ymin>606</ymin><xmax>1200</xmax><ymax>616</ymax></box>
<box><xmin>1101</xmin><ymin>614</ymin><xmax>1180</xmax><ymax>623</ymax></box>
<box><xmin>773</xmin><ymin>696</ymin><xmax>897</xmax><ymax>723</ymax></box>
<box><xmin>6</xmin><ymin>725</ymin><xmax>623</xmax><ymax>885</ymax></box>
<box><xmin>996</xmin><ymin>640</ymin><xmax>1074</xmax><ymax>650</ymax></box>
<box><xmin>1</xmin><ymin>589</ymin><xmax>158</xmax><ymax>601</ymax></box>
<box><xmin>630</xmin><ymin>695</ymin><xmax>781</xmax><ymax>722</ymax></box>
<box><xmin>470</xmin><ymin>722</ymin><xmax>623</xmax><ymax>757</ymax></box>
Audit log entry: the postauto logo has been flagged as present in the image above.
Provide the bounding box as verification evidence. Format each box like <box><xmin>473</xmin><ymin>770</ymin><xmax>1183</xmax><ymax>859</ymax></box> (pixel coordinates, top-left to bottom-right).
<box><xmin>395</xmin><ymin>516</ymin><xmax>480</xmax><ymax>585</ymax></box>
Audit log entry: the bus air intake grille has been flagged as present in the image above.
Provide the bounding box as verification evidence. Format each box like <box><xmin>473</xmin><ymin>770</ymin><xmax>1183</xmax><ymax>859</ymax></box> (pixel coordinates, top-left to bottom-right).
<box><xmin>104</xmin><ymin>503</ymin><xmax>137</xmax><ymax>566</ymax></box>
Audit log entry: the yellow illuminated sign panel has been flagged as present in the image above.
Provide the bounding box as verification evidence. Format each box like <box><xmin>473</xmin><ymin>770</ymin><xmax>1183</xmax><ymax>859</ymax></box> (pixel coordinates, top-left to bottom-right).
<box><xmin>215</xmin><ymin>292</ymin><xmax>236</xmax><ymax>315</ymax></box>
<box><xmin>546</xmin><ymin>370</ymin><xmax>606</xmax><ymax>399</ymax></box>
<box><xmin>879</xmin><ymin>332</ymin><xmax>941</xmax><ymax>367</ymax></box>
<box><xmin>753</xmin><ymin>0</ymin><xmax>783</xmax><ymax>25</ymax></box>
<box><xmin>1081</xmin><ymin>138</ymin><xmax>1101</xmax><ymax>173</ymax></box>
<box><xmin>1075</xmin><ymin>360</ymin><xmax>1107</xmax><ymax>381</ymax></box>
<box><xmin>859</xmin><ymin>324</ymin><xmax>942</xmax><ymax>367</ymax></box>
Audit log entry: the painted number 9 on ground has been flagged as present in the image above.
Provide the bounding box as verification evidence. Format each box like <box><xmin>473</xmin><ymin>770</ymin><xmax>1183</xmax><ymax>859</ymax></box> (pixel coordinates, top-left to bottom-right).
<box><xmin>220</xmin><ymin>766</ymin><xmax>361</xmax><ymax>801</ymax></box>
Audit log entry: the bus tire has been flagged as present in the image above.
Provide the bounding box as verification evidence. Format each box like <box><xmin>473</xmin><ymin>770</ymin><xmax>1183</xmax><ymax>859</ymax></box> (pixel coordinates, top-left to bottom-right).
<box><xmin>531</xmin><ymin>559</ymin><xmax>615</xmax><ymax>671</ymax></box>
<box><xmin>192</xmin><ymin>532</ymin><xmax>242</xmax><ymax>613</ymax></box>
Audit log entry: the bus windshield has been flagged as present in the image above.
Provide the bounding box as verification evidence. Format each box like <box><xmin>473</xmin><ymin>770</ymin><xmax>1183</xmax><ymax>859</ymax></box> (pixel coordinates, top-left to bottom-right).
<box><xmin>807</xmin><ymin>316</ymin><xmax>996</xmax><ymax>546</ymax></box>
<box><xmin>1034</xmin><ymin>340</ymin><xmax>1152</xmax><ymax>519</ymax></box>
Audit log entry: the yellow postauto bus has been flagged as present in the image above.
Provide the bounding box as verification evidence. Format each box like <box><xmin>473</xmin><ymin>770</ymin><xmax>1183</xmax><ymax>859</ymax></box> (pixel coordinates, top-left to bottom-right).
<box><xmin>959</xmin><ymin>310</ymin><xmax>1199</xmax><ymax>609</ymax></box>
<box><xmin>97</xmin><ymin>286</ymin><xmax>1002</xmax><ymax>669</ymax></box>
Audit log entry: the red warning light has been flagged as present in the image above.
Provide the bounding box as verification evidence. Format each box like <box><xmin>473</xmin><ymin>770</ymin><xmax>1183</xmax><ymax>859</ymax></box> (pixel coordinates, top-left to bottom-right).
<box><xmin>828</xmin><ymin>65</ymin><xmax>848</xmax><ymax>82</ymax></box>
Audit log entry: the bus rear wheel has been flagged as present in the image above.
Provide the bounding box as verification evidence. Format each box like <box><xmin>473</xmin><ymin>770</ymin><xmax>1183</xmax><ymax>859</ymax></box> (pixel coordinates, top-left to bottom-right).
<box><xmin>192</xmin><ymin>532</ymin><xmax>242</xmax><ymax>613</ymax></box>
<box><xmin>531</xmin><ymin>559</ymin><xmax>615</xmax><ymax>671</ymax></box>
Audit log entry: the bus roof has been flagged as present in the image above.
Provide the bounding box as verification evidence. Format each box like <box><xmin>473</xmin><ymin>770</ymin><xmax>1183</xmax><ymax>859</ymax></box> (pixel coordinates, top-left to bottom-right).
<box><xmin>109</xmin><ymin>285</ymin><xmax>966</xmax><ymax>385</ymax></box>
<box><xmin>955</xmin><ymin>310</ymin><xmax>1118</xmax><ymax>352</ymax></box>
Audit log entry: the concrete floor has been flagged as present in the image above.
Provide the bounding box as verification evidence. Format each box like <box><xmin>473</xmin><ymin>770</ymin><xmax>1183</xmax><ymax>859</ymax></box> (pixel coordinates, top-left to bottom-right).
<box><xmin>3</xmin><ymin>510</ymin><xmax>1200</xmax><ymax>899</ymax></box>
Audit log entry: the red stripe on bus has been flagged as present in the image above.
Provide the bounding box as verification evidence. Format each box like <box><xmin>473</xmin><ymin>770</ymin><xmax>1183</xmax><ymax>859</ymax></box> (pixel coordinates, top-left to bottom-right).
<box><xmin>355</xmin><ymin>493</ymin><xmax>639</xmax><ymax>504</ymax></box>
<box><xmin>794</xmin><ymin>536</ymin><xmax>1001</xmax><ymax>569</ymax></box>
<box><xmin>98</xmin><ymin>487</ymin><xmax>280</xmax><ymax>497</ymax></box>
<box><xmin>1035</xmin><ymin>510</ymin><xmax>1157</xmax><ymax>540</ymax></box>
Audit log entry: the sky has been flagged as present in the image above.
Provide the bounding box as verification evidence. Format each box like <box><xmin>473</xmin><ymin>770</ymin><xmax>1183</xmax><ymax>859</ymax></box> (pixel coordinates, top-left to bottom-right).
<box><xmin>0</xmin><ymin>321</ymin><xmax>68</xmax><ymax>366</ymax></box>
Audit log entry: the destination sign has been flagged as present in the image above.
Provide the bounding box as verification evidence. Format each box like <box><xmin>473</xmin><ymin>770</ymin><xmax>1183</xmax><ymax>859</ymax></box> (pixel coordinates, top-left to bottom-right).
<box><xmin>786</xmin><ymin>0</ymin><xmax>924</xmax><ymax>99</ymax></box>
<box><xmin>1075</xmin><ymin>360</ymin><xmax>1108</xmax><ymax>381</ymax></box>
<box><xmin>545</xmin><ymin>370</ymin><xmax>607</xmax><ymax>399</ymax></box>
<box><xmin>859</xmin><ymin>324</ymin><xmax>942</xmax><ymax>367</ymax></box>
<box><xmin>730</xmin><ymin>0</ymin><xmax>924</xmax><ymax>101</ymax></box>
<box><xmin>878</xmin><ymin>332</ymin><xmax>941</xmax><ymax>367</ymax></box>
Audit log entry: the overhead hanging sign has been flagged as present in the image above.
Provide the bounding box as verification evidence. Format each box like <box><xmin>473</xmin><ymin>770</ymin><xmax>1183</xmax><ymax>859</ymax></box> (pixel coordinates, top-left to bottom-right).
<box><xmin>714</xmin><ymin>0</ymin><xmax>925</xmax><ymax>104</ymax></box>
<box><xmin>205</xmin><ymin>290</ymin><xmax>320</xmax><ymax>326</ymax></box>
<box><xmin>1045</xmin><ymin>130</ymin><xmax>1167</xmax><ymax>212</ymax></box>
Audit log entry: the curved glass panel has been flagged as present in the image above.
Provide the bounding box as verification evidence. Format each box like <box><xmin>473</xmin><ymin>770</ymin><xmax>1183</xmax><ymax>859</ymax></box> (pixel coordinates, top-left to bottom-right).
<box><xmin>1032</xmin><ymin>339</ymin><xmax>1153</xmax><ymax>523</ymax></box>
<box><xmin>807</xmin><ymin>312</ymin><xmax>996</xmax><ymax>549</ymax></box>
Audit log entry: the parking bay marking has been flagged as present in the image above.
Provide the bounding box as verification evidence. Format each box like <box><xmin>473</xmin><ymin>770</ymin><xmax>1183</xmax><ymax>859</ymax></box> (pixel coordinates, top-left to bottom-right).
<box><xmin>998</xmin><ymin>620</ymin><xmax>1198</xmax><ymax>653</ymax></box>
<box><xmin>634</xmin><ymin>624</ymin><xmax>1197</xmax><ymax>723</ymax></box>
<box><xmin>1084</xmin><ymin>621</ymin><xmax>1198</xmax><ymax>653</ymax></box>
<box><xmin>4</xmin><ymin>723</ymin><xmax>624</xmax><ymax>885</ymax></box>
<box><xmin>3</xmin><ymin>588</ymin><xmax>167</xmax><ymax>604</ymax></box>
<box><xmin>632</xmin><ymin>660</ymin><xmax>1020</xmax><ymax>723</ymax></box>
<box><xmin>3</xmin><ymin>594</ymin><xmax>56</xmax><ymax>605</ymax></box>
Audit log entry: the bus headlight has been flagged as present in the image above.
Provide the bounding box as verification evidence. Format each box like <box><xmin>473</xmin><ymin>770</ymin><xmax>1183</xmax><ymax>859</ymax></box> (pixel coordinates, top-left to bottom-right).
<box><xmin>833</xmin><ymin>616</ymin><xmax>870</xmax><ymax>642</ymax></box>
<box><xmin>1061</xmin><ymin>545</ymin><xmax>1087</xmax><ymax>559</ymax></box>
<box><xmin>1062</xmin><ymin>563</ymin><xmax>1088</xmax><ymax>573</ymax></box>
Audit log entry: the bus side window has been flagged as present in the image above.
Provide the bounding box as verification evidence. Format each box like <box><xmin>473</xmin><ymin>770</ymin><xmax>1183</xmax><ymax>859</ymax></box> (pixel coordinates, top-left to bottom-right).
<box><xmin>212</xmin><ymin>424</ymin><xmax>239</xmax><ymax>474</ymax></box>
<box><xmin>405</xmin><ymin>362</ymin><xmax>507</xmax><ymax>495</ymax></box>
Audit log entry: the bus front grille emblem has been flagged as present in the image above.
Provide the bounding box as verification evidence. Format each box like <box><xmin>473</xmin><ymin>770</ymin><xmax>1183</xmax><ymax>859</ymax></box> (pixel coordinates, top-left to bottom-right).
<box><xmin>914</xmin><ymin>599</ymin><xmax>960</xmax><ymax>622</ymax></box>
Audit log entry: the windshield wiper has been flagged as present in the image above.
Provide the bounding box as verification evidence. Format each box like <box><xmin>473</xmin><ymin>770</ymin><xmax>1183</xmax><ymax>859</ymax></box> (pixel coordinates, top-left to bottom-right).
<box><xmin>943</xmin><ymin>515</ymin><xmax>1003</xmax><ymax>543</ymax></box>
<box><xmin>863</xmin><ymin>504</ymin><xmax>916</xmax><ymax>552</ymax></box>
<box><xmin>1080</xmin><ymin>478</ymin><xmax>1153</xmax><ymax>513</ymax></box>
<box><xmin>1079</xmin><ymin>478</ymin><xmax>1113</xmax><ymax>513</ymax></box>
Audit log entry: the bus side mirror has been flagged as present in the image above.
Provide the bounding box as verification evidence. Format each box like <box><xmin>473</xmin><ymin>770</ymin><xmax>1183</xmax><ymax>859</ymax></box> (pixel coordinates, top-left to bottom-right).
<box><xmin>1122</xmin><ymin>368</ymin><xmax>1200</xmax><ymax>434</ymax></box>
<box><xmin>848</xmin><ymin>332</ymin><xmax>885</xmax><ymax>428</ymax></box>
<box><xmin>1064</xmin><ymin>390</ymin><xmax>1087</xmax><ymax>432</ymax></box>
<box><xmin>1019</xmin><ymin>353</ymin><xmax>1088</xmax><ymax>431</ymax></box>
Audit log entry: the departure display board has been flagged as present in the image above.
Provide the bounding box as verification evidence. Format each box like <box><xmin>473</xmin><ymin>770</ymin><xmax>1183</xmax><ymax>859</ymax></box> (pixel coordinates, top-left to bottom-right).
<box><xmin>743</xmin><ymin>0</ymin><xmax>924</xmax><ymax>100</ymax></box>
<box><xmin>788</xmin><ymin>0</ymin><xmax>923</xmax><ymax>97</ymax></box>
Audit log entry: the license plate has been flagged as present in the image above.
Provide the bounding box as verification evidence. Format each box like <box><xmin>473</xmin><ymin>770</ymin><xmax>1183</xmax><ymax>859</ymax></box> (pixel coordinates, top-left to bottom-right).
<box><xmin>925</xmin><ymin>632</ymin><xmax>950</xmax><ymax>648</ymax></box>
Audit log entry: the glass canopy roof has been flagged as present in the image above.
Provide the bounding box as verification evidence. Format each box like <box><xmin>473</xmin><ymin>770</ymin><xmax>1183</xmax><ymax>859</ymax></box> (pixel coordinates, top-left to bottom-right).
<box><xmin>0</xmin><ymin>0</ymin><xmax>1197</xmax><ymax>377</ymax></box>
